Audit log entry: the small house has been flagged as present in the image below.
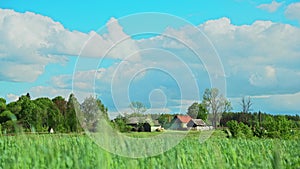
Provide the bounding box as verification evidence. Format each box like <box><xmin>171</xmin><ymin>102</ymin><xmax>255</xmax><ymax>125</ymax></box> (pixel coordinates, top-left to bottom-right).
<box><xmin>169</xmin><ymin>115</ymin><xmax>192</xmax><ymax>130</ymax></box>
<box><xmin>126</xmin><ymin>117</ymin><xmax>160</xmax><ymax>132</ymax></box>
<box><xmin>187</xmin><ymin>119</ymin><xmax>213</xmax><ymax>131</ymax></box>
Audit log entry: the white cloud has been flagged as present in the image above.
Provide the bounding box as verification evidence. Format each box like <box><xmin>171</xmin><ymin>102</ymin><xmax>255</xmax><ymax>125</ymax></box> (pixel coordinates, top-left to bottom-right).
<box><xmin>4</xmin><ymin>12</ymin><xmax>298</xmax><ymax>114</ymax></box>
<box><xmin>0</xmin><ymin>9</ymin><xmax>139</xmax><ymax>82</ymax></box>
<box><xmin>6</xmin><ymin>93</ymin><xmax>19</xmax><ymax>102</ymax></box>
<box><xmin>249</xmin><ymin>65</ymin><xmax>277</xmax><ymax>87</ymax></box>
<box><xmin>251</xmin><ymin>92</ymin><xmax>300</xmax><ymax>113</ymax></box>
<box><xmin>198</xmin><ymin>17</ymin><xmax>300</xmax><ymax>95</ymax></box>
<box><xmin>43</xmin><ymin>16</ymin><xmax>300</xmax><ymax>114</ymax></box>
<box><xmin>257</xmin><ymin>1</ymin><xmax>283</xmax><ymax>13</ymax></box>
<box><xmin>285</xmin><ymin>2</ymin><xmax>300</xmax><ymax>23</ymax></box>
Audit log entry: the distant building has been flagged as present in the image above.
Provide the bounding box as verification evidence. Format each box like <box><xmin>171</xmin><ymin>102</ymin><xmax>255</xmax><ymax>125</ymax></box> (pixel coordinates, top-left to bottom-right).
<box><xmin>169</xmin><ymin>115</ymin><xmax>192</xmax><ymax>130</ymax></box>
<box><xmin>187</xmin><ymin>119</ymin><xmax>213</xmax><ymax>131</ymax></box>
<box><xmin>126</xmin><ymin>117</ymin><xmax>161</xmax><ymax>132</ymax></box>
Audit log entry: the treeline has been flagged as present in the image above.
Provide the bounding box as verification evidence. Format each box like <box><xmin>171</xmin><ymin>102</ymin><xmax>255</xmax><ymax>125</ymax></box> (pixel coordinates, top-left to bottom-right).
<box><xmin>1</xmin><ymin>93</ymin><xmax>299</xmax><ymax>139</ymax></box>
<box><xmin>0</xmin><ymin>93</ymin><xmax>108</xmax><ymax>134</ymax></box>
<box><xmin>221</xmin><ymin>112</ymin><xmax>300</xmax><ymax>139</ymax></box>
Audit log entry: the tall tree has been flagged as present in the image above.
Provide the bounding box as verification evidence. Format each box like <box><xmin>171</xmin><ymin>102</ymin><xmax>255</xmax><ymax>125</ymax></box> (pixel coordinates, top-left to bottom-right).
<box><xmin>129</xmin><ymin>101</ymin><xmax>146</xmax><ymax>114</ymax></box>
<box><xmin>52</xmin><ymin>96</ymin><xmax>67</xmax><ymax>117</ymax></box>
<box><xmin>66</xmin><ymin>94</ymin><xmax>82</xmax><ymax>132</ymax></box>
<box><xmin>34</xmin><ymin>97</ymin><xmax>63</xmax><ymax>132</ymax></box>
<box><xmin>197</xmin><ymin>103</ymin><xmax>208</xmax><ymax>121</ymax></box>
<box><xmin>202</xmin><ymin>88</ymin><xmax>231</xmax><ymax>128</ymax></box>
<box><xmin>187</xmin><ymin>102</ymin><xmax>208</xmax><ymax>121</ymax></box>
<box><xmin>240</xmin><ymin>96</ymin><xmax>252</xmax><ymax>114</ymax></box>
<box><xmin>0</xmin><ymin>98</ymin><xmax>6</xmax><ymax>113</ymax></box>
<box><xmin>187</xmin><ymin>102</ymin><xmax>199</xmax><ymax>118</ymax></box>
<box><xmin>80</xmin><ymin>95</ymin><xmax>108</xmax><ymax>132</ymax></box>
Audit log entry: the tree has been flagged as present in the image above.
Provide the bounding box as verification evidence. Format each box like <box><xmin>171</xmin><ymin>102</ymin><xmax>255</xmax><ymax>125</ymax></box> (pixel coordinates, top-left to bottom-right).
<box><xmin>80</xmin><ymin>95</ymin><xmax>108</xmax><ymax>132</ymax></box>
<box><xmin>34</xmin><ymin>97</ymin><xmax>63</xmax><ymax>132</ymax></box>
<box><xmin>0</xmin><ymin>98</ymin><xmax>6</xmax><ymax>113</ymax></box>
<box><xmin>66</xmin><ymin>94</ymin><xmax>82</xmax><ymax>132</ymax></box>
<box><xmin>197</xmin><ymin>103</ymin><xmax>208</xmax><ymax>121</ymax></box>
<box><xmin>187</xmin><ymin>102</ymin><xmax>208</xmax><ymax>121</ymax></box>
<box><xmin>129</xmin><ymin>101</ymin><xmax>146</xmax><ymax>114</ymax></box>
<box><xmin>158</xmin><ymin>114</ymin><xmax>174</xmax><ymax>129</ymax></box>
<box><xmin>202</xmin><ymin>88</ymin><xmax>231</xmax><ymax>128</ymax></box>
<box><xmin>52</xmin><ymin>96</ymin><xmax>67</xmax><ymax>117</ymax></box>
<box><xmin>240</xmin><ymin>96</ymin><xmax>252</xmax><ymax>114</ymax></box>
<box><xmin>187</xmin><ymin>102</ymin><xmax>199</xmax><ymax>118</ymax></box>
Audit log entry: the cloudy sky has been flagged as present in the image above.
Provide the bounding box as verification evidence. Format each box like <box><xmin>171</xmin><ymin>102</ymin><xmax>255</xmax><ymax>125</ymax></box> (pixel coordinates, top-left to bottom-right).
<box><xmin>0</xmin><ymin>0</ymin><xmax>300</xmax><ymax>117</ymax></box>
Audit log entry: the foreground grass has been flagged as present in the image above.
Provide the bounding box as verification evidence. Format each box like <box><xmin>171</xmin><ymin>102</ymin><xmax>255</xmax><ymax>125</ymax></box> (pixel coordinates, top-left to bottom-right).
<box><xmin>0</xmin><ymin>131</ymin><xmax>299</xmax><ymax>169</ymax></box>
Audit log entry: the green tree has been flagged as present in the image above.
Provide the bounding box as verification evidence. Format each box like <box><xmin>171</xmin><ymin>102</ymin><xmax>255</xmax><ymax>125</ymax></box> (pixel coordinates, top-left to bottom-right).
<box><xmin>34</xmin><ymin>97</ymin><xmax>63</xmax><ymax>132</ymax></box>
<box><xmin>157</xmin><ymin>114</ymin><xmax>174</xmax><ymax>129</ymax></box>
<box><xmin>226</xmin><ymin>120</ymin><xmax>252</xmax><ymax>138</ymax></box>
<box><xmin>66</xmin><ymin>94</ymin><xmax>82</xmax><ymax>132</ymax></box>
<box><xmin>187</xmin><ymin>102</ymin><xmax>208</xmax><ymax>121</ymax></box>
<box><xmin>187</xmin><ymin>102</ymin><xmax>199</xmax><ymax>118</ymax></box>
<box><xmin>52</xmin><ymin>96</ymin><xmax>67</xmax><ymax>117</ymax></box>
<box><xmin>0</xmin><ymin>98</ymin><xmax>6</xmax><ymax>112</ymax></box>
<box><xmin>80</xmin><ymin>95</ymin><xmax>108</xmax><ymax>132</ymax></box>
<box><xmin>113</xmin><ymin>115</ymin><xmax>132</xmax><ymax>132</ymax></box>
<box><xmin>202</xmin><ymin>88</ymin><xmax>231</xmax><ymax>128</ymax></box>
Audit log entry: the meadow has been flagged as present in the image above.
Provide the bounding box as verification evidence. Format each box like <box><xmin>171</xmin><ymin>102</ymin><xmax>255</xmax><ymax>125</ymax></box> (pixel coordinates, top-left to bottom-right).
<box><xmin>0</xmin><ymin>131</ymin><xmax>299</xmax><ymax>169</ymax></box>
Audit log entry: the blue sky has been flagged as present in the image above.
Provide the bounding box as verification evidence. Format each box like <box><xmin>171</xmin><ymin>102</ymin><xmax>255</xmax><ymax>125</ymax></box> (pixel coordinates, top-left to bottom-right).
<box><xmin>1</xmin><ymin>0</ymin><xmax>300</xmax><ymax>117</ymax></box>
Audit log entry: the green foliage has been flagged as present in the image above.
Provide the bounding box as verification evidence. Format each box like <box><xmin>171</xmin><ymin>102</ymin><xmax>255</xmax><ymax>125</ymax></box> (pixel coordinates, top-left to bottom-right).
<box><xmin>202</xmin><ymin>88</ymin><xmax>232</xmax><ymax>128</ymax></box>
<box><xmin>157</xmin><ymin>114</ymin><xmax>174</xmax><ymax>129</ymax></box>
<box><xmin>226</xmin><ymin>120</ymin><xmax>253</xmax><ymax>138</ymax></box>
<box><xmin>113</xmin><ymin>115</ymin><xmax>132</xmax><ymax>132</ymax></box>
<box><xmin>0</xmin><ymin>98</ymin><xmax>6</xmax><ymax>112</ymax></box>
<box><xmin>66</xmin><ymin>94</ymin><xmax>82</xmax><ymax>133</ymax></box>
<box><xmin>0</xmin><ymin>134</ymin><xmax>299</xmax><ymax>168</ymax></box>
<box><xmin>80</xmin><ymin>95</ymin><xmax>108</xmax><ymax>132</ymax></box>
<box><xmin>187</xmin><ymin>102</ymin><xmax>208</xmax><ymax>121</ymax></box>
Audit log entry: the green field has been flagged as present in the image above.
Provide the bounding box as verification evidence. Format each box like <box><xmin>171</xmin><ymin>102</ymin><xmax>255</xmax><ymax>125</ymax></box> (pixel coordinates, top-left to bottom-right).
<box><xmin>0</xmin><ymin>131</ymin><xmax>299</xmax><ymax>169</ymax></box>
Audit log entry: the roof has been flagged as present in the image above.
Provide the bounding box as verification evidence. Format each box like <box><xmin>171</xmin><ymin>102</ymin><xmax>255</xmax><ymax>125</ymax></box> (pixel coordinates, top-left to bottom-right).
<box><xmin>152</xmin><ymin>120</ymin><xmax>161</xmax><ymax>126</ymax></box>
<box><xmin>175</xmin><ymin>115</ymin><xmax>192</xmax><ymax>123</ymax></box>
<box><xmin>126</xmin><ymin>117</ymin><xmax>160</xmax><ymax>126</ymax></box>
<box><xmin>127</xmin><ymin>117</ymin><xmax>148</xmax><ymax>124</ymax></box>
<box><xmin>190</xmin><ymin>119</ymin><xmax>206</xmax><ymax>126</ymax></box>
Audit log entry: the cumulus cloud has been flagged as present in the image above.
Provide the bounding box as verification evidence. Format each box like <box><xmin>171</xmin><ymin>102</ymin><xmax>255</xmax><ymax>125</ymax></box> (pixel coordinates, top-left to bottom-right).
<box><xmin>6</xmin><ymin>93</ymin><xmax>19</xmax><ymax>102</ymax></box>
<box><xmin>257</xmin><ymin>1</ymin><xmax>283</xmax><ymax>13</ymax></box>
<box><xmin>249</xmin><ymin>65</ymin><xmax>277</xmax><ymax>87</ymax></box>
<box><xmin>285</xmin><ymin>2</ymin><xmax>300</xmax><ymax>23</ymax></box>
<box><xmin>0</xmin><ymin>9</ymin><xmax>139</xmax><ymax>82</ymax></box>
<box><xmin>41</xmin><ymin>16</ymin><xmax>300</xmax><ymax>114</ymax></box>
<box><xmin>2</xmin><ymin>10</ymin><xmax>296</xmax><ymax>114</ymax></box>
<box><xmin>198</xmin><ymin>17</ymin><xmax>300</xmax><ymax>96</ymax></box>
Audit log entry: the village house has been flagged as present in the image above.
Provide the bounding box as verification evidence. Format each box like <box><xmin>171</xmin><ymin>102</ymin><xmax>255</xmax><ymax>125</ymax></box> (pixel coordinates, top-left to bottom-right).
<box><xmin>187</xmin><ymin>119</ymin><xmax>212</xmax><ymax>131</ymax></box>
<box><xmin>126</xmin><ymin>117</ymin><xmax>161</xmax><ymax>132</ymax></box>
<box><xmin>169</xmin><ymin>115</ymin><xmax>192</xmax><ymax>130</ymax></box>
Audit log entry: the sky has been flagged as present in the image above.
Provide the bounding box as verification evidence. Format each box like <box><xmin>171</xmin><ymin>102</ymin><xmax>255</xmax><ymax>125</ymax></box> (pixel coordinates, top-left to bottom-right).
<box><xmin>0</xmin><ymin>0</ymin><xmax>300</xmax><ymax>117</ymax></box>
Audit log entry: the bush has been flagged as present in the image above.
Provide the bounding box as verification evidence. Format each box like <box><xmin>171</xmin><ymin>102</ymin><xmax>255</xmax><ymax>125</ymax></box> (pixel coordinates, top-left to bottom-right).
<box><xmin>226</xmin><ymin>120</ymin><xmax>253</xmax><ymax>138</ymax></box>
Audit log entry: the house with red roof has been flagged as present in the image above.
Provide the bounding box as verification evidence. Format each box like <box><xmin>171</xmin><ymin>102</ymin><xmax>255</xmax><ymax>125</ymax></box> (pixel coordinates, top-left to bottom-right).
<box><xmin>169</xmin><ymin>115</ymin><xmax>192</xmax><ymax>130</ymax></box>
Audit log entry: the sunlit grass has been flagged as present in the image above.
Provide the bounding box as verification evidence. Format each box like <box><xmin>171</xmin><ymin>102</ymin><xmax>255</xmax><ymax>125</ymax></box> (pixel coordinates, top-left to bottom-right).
<box><xmin>0</xmin><ymin>132</ymin><xmax>299</xmax><ymax>169</ymax></box>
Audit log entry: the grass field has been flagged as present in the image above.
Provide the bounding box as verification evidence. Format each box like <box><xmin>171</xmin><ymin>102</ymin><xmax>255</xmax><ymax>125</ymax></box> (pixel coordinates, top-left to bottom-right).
<box><xmin>0</xmin><ymin>131</ymin><xmax>299</xmax><ymax>169</ymax></box>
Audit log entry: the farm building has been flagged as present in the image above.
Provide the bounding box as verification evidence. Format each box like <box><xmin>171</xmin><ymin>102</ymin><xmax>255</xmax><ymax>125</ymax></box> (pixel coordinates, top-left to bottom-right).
<box><xmin>126</xmin><ymin>117</ymin><xmax>161</xmax><ymax>132</ymax></box>
<box><xmin>151</xmin><ymin>120</ymin><xmax>162</xmax><ymax>132</ymax></box>
<box><xmin>187</xmin><ymin>119</ymin><xmax>212</xmax><ymax>131</ymax></box>
<box><xmin>169</xmin><ymin>115</ymin><xmax>192</xmax><ymax>130</ymax></box>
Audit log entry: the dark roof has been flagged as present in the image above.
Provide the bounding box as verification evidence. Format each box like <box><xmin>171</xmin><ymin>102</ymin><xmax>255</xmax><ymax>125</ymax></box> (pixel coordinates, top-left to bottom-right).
<box><xmin>190</xmin><ymin>119</ymin><xmax>206</xmax><ymax>126</ymax></box>
<box><xmin>175</xmin><ymin>115</ymin><xmax>192</xmax><ymax>123</ymax></box>
<box><xmin>126</xmin><ymin>117</ymin><xmax>160</xmax><ymax>126</ymax></box>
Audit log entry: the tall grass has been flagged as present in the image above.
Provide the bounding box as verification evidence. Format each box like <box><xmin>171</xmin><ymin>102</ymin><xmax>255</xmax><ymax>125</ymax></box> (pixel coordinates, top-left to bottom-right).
<box><xmin>0</xmin><ymin>133</ymin><xmax>299</xmax><ymax>169</ymax></box>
